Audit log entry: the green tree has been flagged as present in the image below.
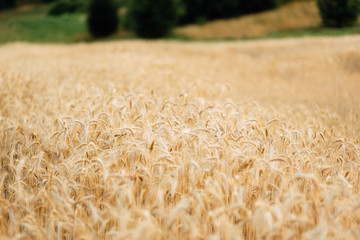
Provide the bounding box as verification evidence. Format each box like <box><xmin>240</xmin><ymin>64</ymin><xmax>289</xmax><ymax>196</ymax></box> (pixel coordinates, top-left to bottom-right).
<box><xmin>317</xmin><ymin>0</ymin><xmax>360</xmax><ymax>27</ymax></box>
<box><xmin>126</xmin><ymin>0</ymin><xmax>179</xmax><ymax>38</ymax></box>
<box><xmin>87</xmin><ymin>0</ymin><xmax>118</xmax><ymax>37</ymax></box>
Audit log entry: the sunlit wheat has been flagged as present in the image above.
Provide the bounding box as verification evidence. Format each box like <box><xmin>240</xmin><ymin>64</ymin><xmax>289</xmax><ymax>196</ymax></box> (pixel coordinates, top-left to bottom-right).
<box><xmin>0</xmin><ymin>36</ymin><xmax>359</xmax><ymax>239</ymax></box>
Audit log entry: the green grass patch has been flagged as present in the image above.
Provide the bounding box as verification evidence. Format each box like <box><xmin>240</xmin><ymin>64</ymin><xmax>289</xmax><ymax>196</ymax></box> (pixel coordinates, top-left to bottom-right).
<box><xmin>0</xmin><ymin>6</ymin><xmax>87</xmax><ymax>45</ymax></box>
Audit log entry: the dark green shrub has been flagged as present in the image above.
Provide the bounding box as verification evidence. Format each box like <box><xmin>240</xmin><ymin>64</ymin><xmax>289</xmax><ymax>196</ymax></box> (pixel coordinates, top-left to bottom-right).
<box><xmin>87</xmin><ymin>0</ymin><xmax>118</xmax><ymax>37</ymax></box>
<box><xmin>126</xmin><ymin>0</ymin><xmax>179</xmax><ymax>38</ymax></box>
<box><xmin>206</xmin><ymin>0</ymin><xmax>241</xmax><ymax>19</ymax></box>
<box><xmin>179</xmin><ymin>0</ymin><xmax>284</xmax><ymax>25</ymax></box>
<box><xmin>317</xmin><ymin>0</ymin><xmax>360</xmax><ymax>27</ymax></box>
<box><xmin>240</xmin><ymin>0</ymin><xmax>282</xmax><ymax>14</ymax></box>
<box><xmin>0</xmin><ymin>0</ymin><xmax>16</xmax><ymax>10</ymax></box>
<box><xmin>113</xmin><ymin>0</ymin><xmax>127</xmax><ymax>8</ymax></box>
<box><xmin>178</xmin><ymin>0</ymin><xmax>205</xmax><ymax>24</ymax></box>
<box><xmin>48</xmin><ymin>0</ymin><xmax>86</xmax><ymax>16</ymax></box>
<box><xmin>179</xmin><ymin>0</ymin><xmax>241</xmax><ymax>25</ymax></box>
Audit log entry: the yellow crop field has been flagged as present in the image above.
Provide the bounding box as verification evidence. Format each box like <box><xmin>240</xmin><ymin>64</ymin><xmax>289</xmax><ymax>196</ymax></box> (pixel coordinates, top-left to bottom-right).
<box><xmin>0</xmin><ymin>36</ymin><xmax>360</xmax><ymax>239</ymax></box>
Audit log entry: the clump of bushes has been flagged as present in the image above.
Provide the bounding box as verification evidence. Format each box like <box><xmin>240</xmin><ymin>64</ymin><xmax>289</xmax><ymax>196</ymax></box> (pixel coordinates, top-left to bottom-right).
<box><xmin>240</xmin><ymin>0</ymin><xmax>282</xmax><ymax>14</ymax></box>
<box><xmin>317</xmin><ymin>0</ymin><xmax>360</xmax><ymax>27</ymax></box>
<box><xmin>179</xmin><ymin>0</ymin><xmax>240</xmax><ymax>25</ymax></box>
<box><xmin>124</xmin><ymin>0</ymin><xmax>287</xmax><ymax>38</ymax></box>
<box><xmin>178</xmin><ymin>0</ymin><xmax>285</xmax><ymax>25</ymax></box>
<box><xmin>0</xmin><ymin>0</ymin><xmax>16</xmax><ymax>10</ymax></box>
<box><xmin>126</xmin><ymin>0</ymin><xmax>179</xmax><ymax>38</ymax></box>
<box><xmin>87</xmin><ymin>0</ymin><xmax>118</xmax><ymax>37</ymax></box>
<box><xmin>48</xmin><ymin>0</ymin><xmax>86</xmax><ymax>16</ymax></box>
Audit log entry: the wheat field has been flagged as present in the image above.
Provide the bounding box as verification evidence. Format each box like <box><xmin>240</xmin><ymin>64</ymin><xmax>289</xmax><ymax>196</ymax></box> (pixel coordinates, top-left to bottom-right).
<box><xmin>0</xmin><ymin>36</ymin><xmax>360</xmax><ymax>239</ymax></box>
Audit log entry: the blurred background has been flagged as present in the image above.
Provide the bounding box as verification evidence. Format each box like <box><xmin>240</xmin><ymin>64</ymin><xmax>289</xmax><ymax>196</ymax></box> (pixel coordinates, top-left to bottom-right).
<box><xmin>0</xmin><ymin>0</ymin><xmax>359</xmax><ymax>44</ymax></box>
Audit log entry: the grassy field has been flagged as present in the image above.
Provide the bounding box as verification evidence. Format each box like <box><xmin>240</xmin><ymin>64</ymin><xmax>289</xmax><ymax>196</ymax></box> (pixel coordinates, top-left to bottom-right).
<box><xmin>0</xmin><ymin>36</ymin><xmax>360</xmax><ymax>239</ymax></box>
<box><xmin>1</xmin><ymin>1</ymin><xmax>360</xmax><ymax>44</ymax></box>
<box><xmin>0</xmin><ymin>5</ymin><xmax>87</xmax><ymax>44</ymax></box>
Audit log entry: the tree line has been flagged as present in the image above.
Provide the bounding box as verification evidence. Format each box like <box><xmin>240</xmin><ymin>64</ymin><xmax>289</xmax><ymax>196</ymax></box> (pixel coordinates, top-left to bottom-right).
<box><xmin>1</xmin><ymin>0</ymin><xmax>359</xmax><ymax>39</ymax></box>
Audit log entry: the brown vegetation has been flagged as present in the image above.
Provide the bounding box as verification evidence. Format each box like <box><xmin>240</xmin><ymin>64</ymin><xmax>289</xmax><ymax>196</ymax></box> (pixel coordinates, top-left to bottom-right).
<box><xmin>0</xmin><ymin>36</ymin><xmax>360</xmax><ymax>239</ymax></box>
